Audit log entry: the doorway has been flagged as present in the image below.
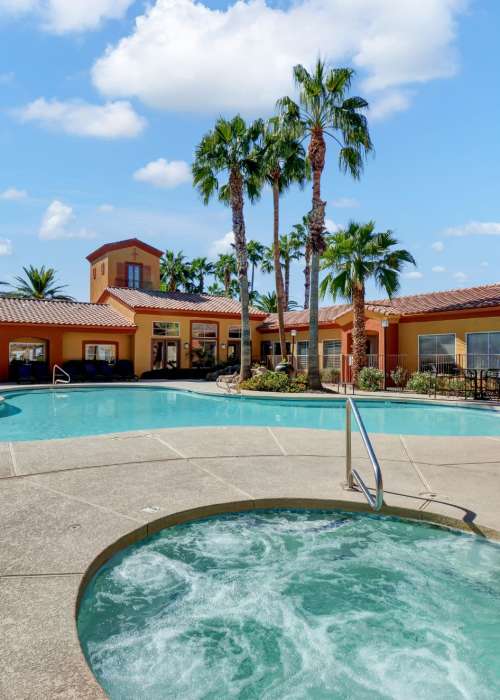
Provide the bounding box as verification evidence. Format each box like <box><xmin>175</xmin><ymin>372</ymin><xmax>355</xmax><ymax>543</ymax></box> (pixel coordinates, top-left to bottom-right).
<box><xmin>151</xmin><ymin>340</ymin><xmax>180</xmax><ymax>370</ymax></box>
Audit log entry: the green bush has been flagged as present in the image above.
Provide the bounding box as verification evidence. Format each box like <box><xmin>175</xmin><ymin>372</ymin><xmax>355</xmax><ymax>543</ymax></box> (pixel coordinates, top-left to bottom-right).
<box><xmin>320</xmin><ymin>367</ymin><xmax>340</xmax><ymax>383</ymax></box>
<box><xmin>390</xmin><ymin>366</ymin><xmax>408</xmax><ymax>388</ymax></box>
<box><xmin>358</xmin><ymin>366</ymin><xmax>384</xmax><ymax>391</ymax></box>
<box><xmin>240</xmin><ymin>371</ymin><xmax>308</xmax><ymax>393</ymax></box>
<box><xmin>406</xmin><ymin>371</ymin><xmax>435</xmax><ymax>394</ymax></box>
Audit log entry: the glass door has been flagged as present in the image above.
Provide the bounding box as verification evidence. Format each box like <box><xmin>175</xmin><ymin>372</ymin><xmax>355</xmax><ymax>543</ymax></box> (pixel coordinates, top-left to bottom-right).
<box><xmin>151</xmin><ymin>340</ymin><xmax>179</xmax><ymax>370</ymax></box>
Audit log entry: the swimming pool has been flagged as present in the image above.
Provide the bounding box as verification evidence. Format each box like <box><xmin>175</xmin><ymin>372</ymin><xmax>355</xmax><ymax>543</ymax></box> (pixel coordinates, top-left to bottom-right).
<box><xmin>78</xmin><ymin>509</ymin><xmax>500</xmax><ymax>699</ymax></box>
<box><xmin>0</xmin><ymin>386</ymin><xmax>498</xmax><ymax>440</ymax></box>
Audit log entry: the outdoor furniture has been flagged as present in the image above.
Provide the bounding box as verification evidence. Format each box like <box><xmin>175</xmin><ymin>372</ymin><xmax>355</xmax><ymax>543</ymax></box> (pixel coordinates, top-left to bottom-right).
<box><xmin>216</xmin><ymin>372</ymin><xmax>239</xmax><ymax>393</ymax></box>
<box><xmin>32</xmin><ymin>362</ymin><xmax>50</xmax><ymax>383</ymax></box>
<box><xmin>17</xmin><ymin>363</ymin><xmax>34</xmax><ymax>384</ymax></box>
<box><xmin>113</xmin><ymin>360</ymin><xmax>137</xmax><ymax>381</ymax></box>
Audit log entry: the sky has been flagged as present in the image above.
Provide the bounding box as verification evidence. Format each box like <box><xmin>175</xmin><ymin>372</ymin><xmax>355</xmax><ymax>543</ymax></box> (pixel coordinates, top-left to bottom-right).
<box><xmin>0</xmin><ymin>0</ymin><xmax>499</xmax><ymax>305</ymax></box>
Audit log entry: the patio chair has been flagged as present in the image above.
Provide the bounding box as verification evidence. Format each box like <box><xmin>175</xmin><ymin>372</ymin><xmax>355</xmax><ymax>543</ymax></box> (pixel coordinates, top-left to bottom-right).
<box><xmin>113</xmin><ymin>360</ymin><xmax>137</xmax><ymax>381</ymax></box>
<box><xmin>17</xmin><ymin>363</ymin><xmax>34</xmax><ymax>384</ymax></box>
<box><xmin>216</xmin><ymin>372</ymin><xmax>240</xmax><ymax>393</ymax></box>
<box><xmin>32</xmin><ymin>361</ymin><xmax>50</xmax><ymax>383</ymax></box>
<box><xmin>95</xmin><ymin>361</ymin><xmax>114</xmax><ymax>381</ymax></box>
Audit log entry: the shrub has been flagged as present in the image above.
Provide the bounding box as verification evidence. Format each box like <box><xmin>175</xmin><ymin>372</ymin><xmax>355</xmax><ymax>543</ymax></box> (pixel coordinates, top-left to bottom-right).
<box><xmin>320</xmin><ymin>367</ymin><xmax>340</xmax><ymax>383</ymax></box>
<box><xmin>358</xmin><ymin>366</ymin><xmax>384</xmax><ymax>391</ymax></box>
<box><xmin>406</xmin><ymin>371</ymin><xmax>435</xmax><ymax>394</ymax></box>
<box><xmin>240</xmin><ymin>371</ymin><xmax>307</xmax><ymax>393</ymax></box>
<box><xmin>390</xmin><ymin>366</ymin><xmax>409</xmax><ymax>388</ymax></box>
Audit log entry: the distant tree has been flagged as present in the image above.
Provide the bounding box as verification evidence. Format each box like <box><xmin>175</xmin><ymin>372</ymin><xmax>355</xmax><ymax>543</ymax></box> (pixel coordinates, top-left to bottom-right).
<box><xmin>214</xmin><ymin>253</ymin><xmax>237</xmax><ymax>297</ymax></box>
<box><xmin>193</xmin><ymin>115</ymin><xmax>262</xmax><ymax>380</ymax></box>
<box><xmin>12</xmin><ymin>266</ymin><xmax>74</xmax><ymax>300</ymax></box>
<box><xmin>160</xmin><ymin>250</ymin><xmax>190</xmax><ymax>292</ymax></box>
<box><xmin>189</xmin><ymin>257</ymin><xmax>214</xmax><ymax>293</ymax></box>
<box><xmin>207</xmin><ymin>281</ymin><xmax>225</xmax><ymax>296</ymax></box>
<box><xmin>254</xmin><ymin>290</ymin><xmax>299</xmax><ymax>313</ymax></box>
<box><xmin>290</xmin><ymin>216</ymin><xmax>312</xmax><ymax>309</ymax></box>
<box><xmin>321</xmin><ymin>221</ymin><xmax>415</xmax><ymax>384</ymax></box>
<box><xmin>258</xmin><ymin>116</ymin><xmax>309</xmax><ymax>356</ymax></box>
<box><xmin>246</xmin><ymin>240</ymin><xmax>265</xmax><ymax>294</ymax></box>
<box><xmin>260</xmin><ymin>232</ymin><xmax>302</xmax><ymax>311</ymax></box>
<box><xmin>279</xmin><ymin>60</ymin><xmax>373</xmax><ymax>388</ymax></box>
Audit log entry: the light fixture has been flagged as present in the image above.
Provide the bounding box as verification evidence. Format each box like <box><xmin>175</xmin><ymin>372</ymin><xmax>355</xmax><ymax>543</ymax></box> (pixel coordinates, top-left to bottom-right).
<box><xmin>291</xmin><ymin>329</ymin><xmax>297</xmax><ymax>337</ymax></box>
<box><xmin>183</xmin><ymin>342</ymin><xmax>190</xmax><ymax>350</ymax></box>
<box><xmin>221</xmin><ymin>343</ymin><xmax>227</xmax><ymax>349</ymax></box>
<box><xmin>381</xmin><ymin>319</ymin><xmax>389</xmax><ymax>328</ymax></box>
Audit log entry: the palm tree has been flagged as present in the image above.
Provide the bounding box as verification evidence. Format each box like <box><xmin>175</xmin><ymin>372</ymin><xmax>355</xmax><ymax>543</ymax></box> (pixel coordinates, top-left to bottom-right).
<box><xmin>161</xmin><ymin>250</ymin><xmax>190</xmax><ymax>292</ymax></box>
<box><xmin>320</xmin><ymin>221</ymin><xmax>415</xmax><ymax>384</ymax></box>
<box><xmin>279</xmin><ymin>60</ymin><xmax>373</xmax><ymax>389</ymax></box>
<box><xmin>279</xmin><ymin>231</ymin><xmax>303</xmax><ymax>310</ymax></box>
<box><xmin>290</xmin><ymin>216</ymin><xmax>312</xmax><ymax>309</ymax></box>
<box><xmin>246</xmin><ymin>240</ymin><xmax>265</xmax><ymax>294</ymax></box>
<box><xmin>12</xmin><ymin>266</ymin><xmax>74</xmax><ymax>300</ymax></box>
<box><xmin>258</xmin><ymin>117</ymin><xmax>309</xmax><ymax>357</ymax></box>
<box><xmin>254</xmin><ymin>290</ymin><xmax>278</xmax><ymax>313</ymax></box>
<box><xmin>189</xmin><ymin>257</ymin><xmax>214</xmax><ymax>293</ymax></box>
<box><xmin>207</xmin><ymin>281</ymin><xmax>225</xmax><ymax>296</ymax></box>
<box><xmin>193</xmin><ymin>115</ymin><xmax>262</xmax><ymax>380</ymax></box>
<box><xmin>214</xmin><ymin>253</ymin><xmax>237</xmax><ymax>297</ymax></box>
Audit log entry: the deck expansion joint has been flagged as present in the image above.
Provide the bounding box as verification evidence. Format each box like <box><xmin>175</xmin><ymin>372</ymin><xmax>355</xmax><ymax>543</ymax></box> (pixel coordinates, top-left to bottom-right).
<box><xmin>187</xmin><ymin>458</ymin><xmax>255</xmax><ymax>500</ymax></box>
<box><xmin>266</xmin><ymin>427</ymin><xmax>288</xmax><ymax>455</ymax></box>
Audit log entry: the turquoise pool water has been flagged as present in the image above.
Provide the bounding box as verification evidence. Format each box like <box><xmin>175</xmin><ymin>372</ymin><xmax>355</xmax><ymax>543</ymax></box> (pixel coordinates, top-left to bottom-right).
<box><xmin>78</xmin><ymin>509</ymin><xmax>500</xmax><ymax>699</ymax></box>
<box><xmin>0</xmin><ymin>386</ymin><xmax>498</xmax><ymax>440</ymax></box>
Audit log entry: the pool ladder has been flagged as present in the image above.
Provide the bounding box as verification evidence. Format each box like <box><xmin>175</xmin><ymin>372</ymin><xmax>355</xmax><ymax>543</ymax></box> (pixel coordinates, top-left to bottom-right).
<box><xmin>344</xmin><ymin>398</ymin><xmax>384</xmax><ymax>511</ymax></box>
<box><xmin>52</xmin><ymin>364</ymin><xmax>71</xmax><ymax>385</ymax></box>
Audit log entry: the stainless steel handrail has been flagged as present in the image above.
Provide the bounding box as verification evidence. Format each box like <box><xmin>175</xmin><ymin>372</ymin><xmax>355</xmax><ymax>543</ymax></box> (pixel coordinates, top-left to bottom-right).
<box><xmin>52</xmin><ymin>364</ymin><xmax>70</xmax><ymax>385</ymax></box>
<box><xmin>345</xmin><ymin>397</ymin><xmax>384</xmax><ymax>511</ymax></box>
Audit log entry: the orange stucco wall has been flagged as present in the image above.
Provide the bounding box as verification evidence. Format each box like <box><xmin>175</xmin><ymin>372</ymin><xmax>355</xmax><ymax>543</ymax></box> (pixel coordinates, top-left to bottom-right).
<box><xmin>398</xmin><ymin>314</ymin><xmax>500</xmax><ymax>370</ymax></box>
<box><xmin>89</xmin><ymin>245</ymin><xmax>162</xmax><ymax>302</ymax></box>
<box><xmin>62</xmin><ymin>332</ymin><xmax>133</xmax><ymax>362</ymax></box>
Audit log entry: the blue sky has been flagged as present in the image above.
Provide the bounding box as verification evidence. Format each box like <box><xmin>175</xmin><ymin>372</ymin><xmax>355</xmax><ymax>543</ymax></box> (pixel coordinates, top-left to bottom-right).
<box><xmin>0</xmin><ymin>0</ymin><xmax>499</xmax><ymax>304</ymax></box>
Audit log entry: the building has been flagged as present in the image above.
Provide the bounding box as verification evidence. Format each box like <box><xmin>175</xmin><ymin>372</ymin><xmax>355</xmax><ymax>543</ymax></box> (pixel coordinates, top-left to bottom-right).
<box><xmin>0</xmin><ymin>237</ymin><xmax>499</xmax><ymax>382</ymax></box>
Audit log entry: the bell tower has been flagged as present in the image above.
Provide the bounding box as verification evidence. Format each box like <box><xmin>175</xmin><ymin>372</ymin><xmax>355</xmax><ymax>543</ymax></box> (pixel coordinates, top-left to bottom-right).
<box><xmin>86</xmin><ymin>238</ymin><xmax>163</xmax><ymax>303</ymax></box>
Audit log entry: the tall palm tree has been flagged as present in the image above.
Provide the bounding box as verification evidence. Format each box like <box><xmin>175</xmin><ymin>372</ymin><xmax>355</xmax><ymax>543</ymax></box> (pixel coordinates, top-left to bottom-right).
<box><xmin>280</xmin><ymin>230</ymin><xmax>303</xmax><ymax>310</ymax></box>
<box><xmin>193</xmin><ymin>115</ymin><xmax>262</xmax><ymax>380</ymax></box>
<box><xmin>290</xmin><ymin>216</ymin><xmax>312</xmax><ymax>309</ymax></box>
<box><xmin>258</xmin><ymin>117</ymin><xmax>309</xmax><ymax>357</ymax></box>
<box><xmin>161</xmin><ymin>250</ymin><xmax>190</xmax><ymax>292</ymax></box>
<box><xmin>214</xmin><ymin>253</ymin><xmax>237</xmax><ymax>297</ymax></box>
<box><xmin>279</xmin><ymin>60</ymin><xmax>373</xmax><ymax>389</ymax></box>
<box><xmin>12</xmin><ymin>266</ymin><xmax>74</xmax><ymax>300</ymax></box>
<box><xmin>246</xmin><ymin>240</ymin><xmax>265</xmax><ymax>294</ymax></box>
<box><xmin>320</xmin><ymin>221</ymin><xmax>415</xmax><ymax>384</ymax></box>
<box><xmin>189</xmin><ymin>257</ymin><xmax>214</xmax><ymax>293</ymax></box>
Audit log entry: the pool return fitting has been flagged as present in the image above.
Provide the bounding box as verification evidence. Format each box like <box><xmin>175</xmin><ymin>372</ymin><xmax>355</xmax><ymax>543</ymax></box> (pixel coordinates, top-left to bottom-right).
<box><xmin>344</xmin><ymin>397</ymin><xmax>384</xmax><ymax>511</ymax></box>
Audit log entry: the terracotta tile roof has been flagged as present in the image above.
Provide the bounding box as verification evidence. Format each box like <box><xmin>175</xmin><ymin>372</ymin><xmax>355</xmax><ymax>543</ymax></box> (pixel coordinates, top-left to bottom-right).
<box><xmin>0</xmin><ymin>297</ymin><xmax>135</xmax><ymax>328</ymax></box>
<box><xmin>258</xmin><ymin>283</ymin><xmax>500</xmax><ymax>330</ymax></box>
<box><xmin>86</xmin><ymin>238</ymin><xmax>163</xmax><ymax>263</ymax></box>
<box><xmin>106</xmin><ymin>287</ymin><xmax>267</xmax><ymax>317</ymax></box>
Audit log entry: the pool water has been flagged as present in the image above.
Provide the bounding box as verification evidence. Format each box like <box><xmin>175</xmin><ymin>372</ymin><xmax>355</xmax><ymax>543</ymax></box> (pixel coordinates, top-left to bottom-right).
<box><xmin>78</xmin><ymin>509</ymin><xmax>500</xmax><ymax>700</ymax></box>
<box><xmin>0</xmin><ymin>386</ymin><xmax>499</xmax><ymax>440</ymax></box>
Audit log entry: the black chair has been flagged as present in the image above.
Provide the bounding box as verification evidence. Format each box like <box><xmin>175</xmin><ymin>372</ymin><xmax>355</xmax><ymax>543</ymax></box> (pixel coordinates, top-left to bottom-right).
<box><xmin>84</xmin><ymin>362</ymin><xmax>98</xmax><ymax>381</ymax></box>
<box><xmin>17</xmin><ymin>363</ymin><xmax>34</xmax><ymax>384</ymax></box>
<box><xmin>113</xmin><ymin>360</ymin><xmax>137</xmax><ymax>381</ymax></box>
<box><xmin>95</xmin><ymin>361</ymin><xmax>114</xmax><ymax>381</ymax></box>
<box><xmin>32</xmin><ymin>361</ymin><xmax>50</xmax><ymax>383</ymax></box>
<box><xmin>63</xmin><ymin>360</ymin><xmax>86</xmax><ymax>382</ymax></box>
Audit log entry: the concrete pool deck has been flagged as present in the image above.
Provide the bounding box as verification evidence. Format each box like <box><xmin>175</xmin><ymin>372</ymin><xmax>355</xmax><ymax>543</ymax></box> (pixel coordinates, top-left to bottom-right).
<box><xmin>0</xmin><ymin>383</ymin><xmax>499</xmax><ymax>698</ymax></box>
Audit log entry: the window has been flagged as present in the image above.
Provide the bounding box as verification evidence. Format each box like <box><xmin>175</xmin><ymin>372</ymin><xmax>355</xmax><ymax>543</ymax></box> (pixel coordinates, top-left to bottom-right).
<box><xmin>323</xmin><ymin>340</ymin><xmax>341</xmax><ymax>369</ymax></box>
<box><xmin>127</xmin><ymin>263</ymin><xmax>142</xmax><ymax>289</ymax></box>
<box><xmin>191</xmin><ymin>322</ymin><xmax>218</xmax><ymax>366</ymax></box>
<box><xmin>153</xmin><ymin>322</ymin><xmax>180</xmax><ymax>337</ymax></box>
<box><xmin>228</xmin><ymin>326</ymin><xmax>242</xmax><ymax>339</ymax></box>
<box><xmin>84</xmin><ymin>344</ymin><xmax>117</xmax><ymax>363</ymax></box>
<box><xmin>9</xmin><ymin>342</ymin><xmax>46</xmax><ymax>363</ymax></box>
<box><xmin>418</xmin><ymin>334</ymin><xmax>455</xmax><ymax>372</ymax></box>
<box><xmin>297</xmin><ymin>340</ymin><xmax>309</xmax><ymax>370</ymax></box>
<box><xmin>92</xmin><ymin>267</ymin><xmax>96</xmax><ymax>280</ymax></box>
<box><xmin>467</xmin><ymin>332</ymin><xmax>500</xmax><ymax>369</ymax></box>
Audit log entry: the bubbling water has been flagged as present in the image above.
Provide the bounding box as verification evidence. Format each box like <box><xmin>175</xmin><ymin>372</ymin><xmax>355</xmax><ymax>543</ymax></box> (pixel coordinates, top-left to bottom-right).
<box><xmin>78</xmin><ymin>510</ymin><xmax>500</xmax><ymax>699</ymax></box>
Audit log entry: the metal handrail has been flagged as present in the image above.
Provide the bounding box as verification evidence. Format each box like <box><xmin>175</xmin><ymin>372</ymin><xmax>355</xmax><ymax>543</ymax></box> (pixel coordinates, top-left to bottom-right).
<box><xmin>345</xmin><ymin>397</ymin><xmax>384</xmax><ymax>511</ymax></box>
<box><xmin>52</xmin><ymin>364</ymin><xmax>70</xmax><ymax>385</ymax></box>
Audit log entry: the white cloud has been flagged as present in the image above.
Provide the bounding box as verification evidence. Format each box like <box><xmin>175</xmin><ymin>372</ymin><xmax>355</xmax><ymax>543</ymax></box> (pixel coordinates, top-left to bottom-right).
<box><xmin>404</xmin><ymin>270</ymin><xmax>423</xmax><ymax>279</ymax></box>
<box><xmin>0</xmin><ymin>238</ymin><xmax>13</xmax><ymax>256</ymax></box>
<box><xmin>39</xmin><ymin>200</ymin><xmax>95</xmax><ymax>240</ymax></box>
<box><xmin>453</xmin><ymin>271</ymin><xmax>467</xmax><ymax>281</ymax></box>
<box><xmin>92</xmin><ymin>0</ymin><xmax>466</xmax><ymax>117</ymax></box>
<box><xmin>480</xmin><ymin>261</ymin><xmax>489</xmax><ymax>268</ymax></box>
<box><xmin>16</xmin><ymin>98</ymin><xmax>146</xmax><ymax>139</ymax></box>
<box><xmin>444</xmin><ymin>221</ymin><xmax>500</xmax><ymax>237</ymax></box>
<box><xmin>331</xmin><ymin>197</ymin><xmax>359</xmax><ymax>208</ymax></box>
<box><xmin>325</xmin><ymin>218</ymin><xmax>342</xmax><ymax>233</ymax></box>
<box><xmin>431</xmin><ymin>241</ymin><xmax>444</xmax><ymax>252</ymax></box>
<box><xmin>98</xmin><ymin>203</ymin><xmax>114</xmax><ymax>213</ymax></box>
<box><xmin>432</xmin><ymin>265</ymin><xmax>446</xmax><ymax>273</ymax></box>
<box><xmin>0</xmin><ymin>0</ymin><xmax>133</xmax><ymax>33</ymax></box>
<box><xmin>209</xmin><ymin>231</ymin><xmax>234</xmax><ymax>257</ymax></box>
<box><xmin>0</xmin><ymin>187</ymin><xmax>27</xmax><ymax>200</ymax></box>
<box><xmin>133</xmin><ymin>158</ymin><xmax>191</xmax><ymax>189</ymax></box>
<box><xmin>370</xmin><ymin>89</ymin><xmax>413</xmax><ymax>121</ymax></box>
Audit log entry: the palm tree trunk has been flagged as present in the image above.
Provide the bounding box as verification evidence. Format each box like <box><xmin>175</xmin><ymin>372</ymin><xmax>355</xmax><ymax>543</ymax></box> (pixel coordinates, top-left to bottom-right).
<box><xmin>250</xmin><ymin>263</ymin><xmax>255</xmax><ymax>294</ymax></box>
<box><xmin>351</xmin><ymin>284</ymin><xmax>367</xmax><ymax>386</ymax></box>
<box><xmin>272</xmin><ymin>177</ymin><xmax>287</xmax><ymax>357</ymax></box>
<box><xmin>307</xmin><ymin>127</ymin><xmax>327</xmax><ymax>390</ymax></box>
<box><xmin>284</xmin><ymin>262</ymin><xmax>290</xmax><ymax>311</ymax></box>
<box><xmin>230</xmin><ymin>169</ymin><xmax>252</xmax><ymax>380</ymax></box>
<box><xmin>224</xmin><ymin>269</ymin><xmax>231</xmax><ymax>296</ymax></box>
<box><xmin>304</xmin><ymin>242</ymin><xmax>311</xmax><ymax>310</ymax></box>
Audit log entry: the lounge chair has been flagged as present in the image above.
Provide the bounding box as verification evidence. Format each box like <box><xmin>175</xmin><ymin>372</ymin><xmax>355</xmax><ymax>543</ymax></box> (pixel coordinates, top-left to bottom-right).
<box><xmin>216</xmin><ymin>372</ymin><xmax>240</xmax><ymax>393</ymax></box>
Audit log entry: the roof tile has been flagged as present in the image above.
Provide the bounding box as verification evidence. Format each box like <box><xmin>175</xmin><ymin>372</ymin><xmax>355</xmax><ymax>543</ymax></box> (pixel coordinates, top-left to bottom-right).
<box><xmin>0</xmin><ymin>297</ymin><xmax>135</xmax><ymax>328</ymax></box>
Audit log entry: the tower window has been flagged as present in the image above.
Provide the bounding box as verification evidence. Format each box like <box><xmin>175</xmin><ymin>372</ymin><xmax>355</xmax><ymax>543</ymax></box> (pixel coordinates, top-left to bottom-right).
<box><xmin>127</xmin><ymin>263</ymin><xmax>142</xmax><ymax>289</ymax></box>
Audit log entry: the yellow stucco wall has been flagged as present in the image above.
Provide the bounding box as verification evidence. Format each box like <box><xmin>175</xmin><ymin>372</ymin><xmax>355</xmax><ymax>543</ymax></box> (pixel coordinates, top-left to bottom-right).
<box><xmin>259</xmin><ymin>328</ymin><xmax>342</xmax><ymax>368</ymax></box>
<box><xmin>398</xmin><ymin>315</ymin><xmax>500</xmax><ymax>370</ymax></box>
<box><xmin>62</xmin><ymin>331</ymin><xmax>133</xmax><ymax>362</ymax></box>
<box><xmin>89</xmin><ymin>246</ymin><xmax>161</xmax><ymax>302</ymax></box>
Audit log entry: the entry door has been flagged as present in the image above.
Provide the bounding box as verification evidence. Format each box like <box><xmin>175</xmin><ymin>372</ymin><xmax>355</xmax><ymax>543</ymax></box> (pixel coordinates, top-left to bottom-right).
<box><xmin>151</xmin><ymin>340</ymin><xmax>179</xmax><ymax>370</ymax></box>
<box><xmin>227</xmin><ymin>342</ymin><xmax>241</xmax><ymax>363</ymax></box>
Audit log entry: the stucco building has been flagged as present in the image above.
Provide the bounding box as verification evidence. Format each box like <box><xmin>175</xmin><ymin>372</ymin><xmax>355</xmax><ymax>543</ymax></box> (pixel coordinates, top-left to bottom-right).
<box><xmin>0</xmin><ymin>237</ymin><xmax>499</xmax><ymax>382</ymax></box>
